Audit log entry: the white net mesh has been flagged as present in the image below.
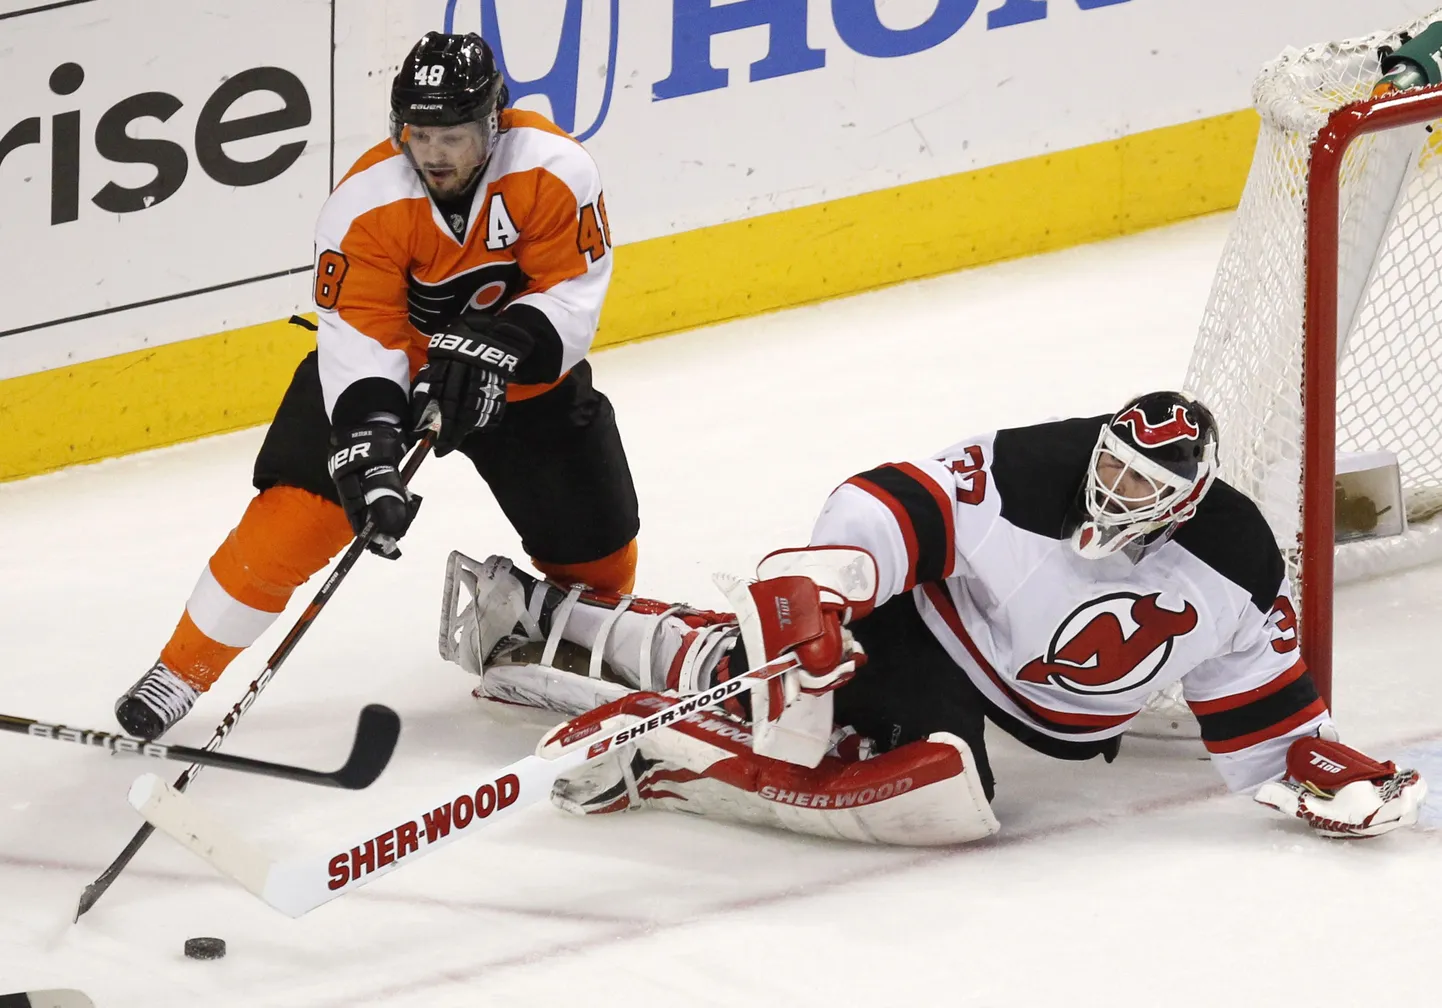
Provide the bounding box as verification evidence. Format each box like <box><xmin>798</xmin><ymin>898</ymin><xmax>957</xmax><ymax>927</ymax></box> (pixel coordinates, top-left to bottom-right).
<box><xmin>1132</xmin><ymin>9</ymin><xmax>1442</xmax><ymax>739</ymax></box>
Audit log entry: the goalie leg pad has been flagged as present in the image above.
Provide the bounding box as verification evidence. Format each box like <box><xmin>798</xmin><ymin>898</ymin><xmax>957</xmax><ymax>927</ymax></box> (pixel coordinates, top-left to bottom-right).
<box><xmin>477</xmin><ymin>661</ymin><xmax>634</xmax><ymax>716</ymax></box>
<box><xmin>439</xmin><ymin>552</ymin><xmax>543</xmax><ymax>676</ymax></box>
<box><xmin>444</xmin><ymin>552</ymin><xmax>744</xmax><ymax>717</ymax></box>
<box><xmin>541</xmin><ymin>693</ymin><xmax>999</xmax><ymax>846</ymax></box>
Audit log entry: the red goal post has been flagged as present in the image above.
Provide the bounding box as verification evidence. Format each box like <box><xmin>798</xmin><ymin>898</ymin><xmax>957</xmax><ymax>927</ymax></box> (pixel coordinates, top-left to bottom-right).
<box><xmin>1302</xmin><ymin>82</ymin><xmax>1442</xmax><ymax>707</ymax></box>
<box><xmin>1133</xmin><ymin>9</ymin><xmax>1442</xmax><ymax>740</ymax></box>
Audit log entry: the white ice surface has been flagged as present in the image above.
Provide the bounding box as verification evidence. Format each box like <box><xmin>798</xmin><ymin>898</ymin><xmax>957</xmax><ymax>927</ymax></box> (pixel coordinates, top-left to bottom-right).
<box><xmin>4</xmin><ymin>214</ymin><xmax>1442</xmax><ymax>1007</ymax></box>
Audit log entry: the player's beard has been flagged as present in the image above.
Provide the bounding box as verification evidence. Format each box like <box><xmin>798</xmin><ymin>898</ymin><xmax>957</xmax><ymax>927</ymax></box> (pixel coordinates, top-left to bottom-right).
<box><xmin>419</xmin><ymin>159</ymin><xmax>481</xmax><ymax>200</ymax></box>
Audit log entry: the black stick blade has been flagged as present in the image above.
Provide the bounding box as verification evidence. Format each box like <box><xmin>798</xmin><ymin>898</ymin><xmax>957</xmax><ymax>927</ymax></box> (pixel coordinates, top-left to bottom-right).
<box><xmin>331</xmin><ymin>704</ymin><xmax>401</xmax><ymax>789</ymax></box>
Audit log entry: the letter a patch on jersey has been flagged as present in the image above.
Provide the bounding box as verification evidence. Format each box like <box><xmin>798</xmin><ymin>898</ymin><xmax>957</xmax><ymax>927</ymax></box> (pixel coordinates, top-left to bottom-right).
<box><xmin>485</xmin><ymin>193</ymin><xmax>520</xmax><ymax>251</ymax></box>
<box><xmin>1016</xmin><ymin>592</ymin><xmax>1198</xmax><ymax>694</ymax></box>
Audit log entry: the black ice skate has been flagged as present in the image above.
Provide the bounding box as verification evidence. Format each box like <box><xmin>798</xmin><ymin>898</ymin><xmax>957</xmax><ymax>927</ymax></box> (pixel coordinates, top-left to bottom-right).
<box><xmin>115</xmin><ymin>661</ymin><xmax>201</xmax><ymax>741</ymax></box>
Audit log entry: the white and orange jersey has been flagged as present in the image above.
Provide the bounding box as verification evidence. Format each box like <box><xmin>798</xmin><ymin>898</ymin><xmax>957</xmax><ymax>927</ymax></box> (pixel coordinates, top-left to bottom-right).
<box><xmin>808</xmin><ymin>415</ymin><xmax>1331</xmax><ymax>793</ymax></box>
<box><xmin>310</xmin><ymin>108</ymin><xmax>613</xmax><ymax>421</ymax></box>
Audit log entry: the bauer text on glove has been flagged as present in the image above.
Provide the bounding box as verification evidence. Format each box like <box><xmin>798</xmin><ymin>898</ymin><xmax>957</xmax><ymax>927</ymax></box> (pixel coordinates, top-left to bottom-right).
<box><xmin>328</xmin><ymin>417</ymin><xmax>419</xmax><ymax>558</ymax></box>
<box><xmin>410</xmin><ymin>311</ymin><xmax>535</xmax><ymax>454</ymax></box>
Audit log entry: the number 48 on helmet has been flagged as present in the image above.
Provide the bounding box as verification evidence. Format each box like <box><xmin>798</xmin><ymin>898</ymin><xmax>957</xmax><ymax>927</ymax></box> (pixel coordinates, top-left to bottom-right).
<box><xmin>390</xmin><ymin>32</ymin><xmax>509</xmax><ymax>199</ymax></box>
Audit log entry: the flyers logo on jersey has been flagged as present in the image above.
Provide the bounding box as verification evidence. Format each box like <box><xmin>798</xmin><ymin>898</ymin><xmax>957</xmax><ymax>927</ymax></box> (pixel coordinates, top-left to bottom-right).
<box><xmin>1017</xmin><ymin>592</ymin><xmax>1198</xmax><ymax>694</ymax></box>
<box><xmin>1114</xmin><ymin>405</ymin><xmax>1200</xmax><ymax>448</ymax></box>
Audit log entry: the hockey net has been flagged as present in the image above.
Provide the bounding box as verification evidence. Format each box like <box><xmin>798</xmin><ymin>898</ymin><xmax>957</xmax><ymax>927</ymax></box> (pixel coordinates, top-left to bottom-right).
<box><xmin>1132</xmin><ymin>8</ymin><xmax>1442</xmax><ymax>739</ymax></box>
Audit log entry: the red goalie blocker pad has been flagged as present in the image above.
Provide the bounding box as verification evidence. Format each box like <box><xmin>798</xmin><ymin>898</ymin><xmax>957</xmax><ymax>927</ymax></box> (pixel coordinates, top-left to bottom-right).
<box><xmin>1286</xmin><ymin>736</ymin><xmax>1397</xmax><ymax>794</ymax></box>
<box><xmin>747</xmin><ymin>576</ymin><xmax>857</xmax><ymax>678</ymax></box>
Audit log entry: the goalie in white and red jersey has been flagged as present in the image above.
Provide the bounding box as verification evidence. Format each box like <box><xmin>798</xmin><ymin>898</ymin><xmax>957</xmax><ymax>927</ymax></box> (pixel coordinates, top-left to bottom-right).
<box><xmin>439</xmin><ymin>391</ymin><xmax>1426</xmax><ymax>844</ymax></box>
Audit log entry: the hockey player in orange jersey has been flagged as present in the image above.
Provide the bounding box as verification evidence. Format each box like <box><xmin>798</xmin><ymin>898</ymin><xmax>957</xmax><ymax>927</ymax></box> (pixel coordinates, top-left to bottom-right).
<box><xmin>115</xmin><ymin>32</ymin><xmax>640</xmax><ymax>740</ymax></box>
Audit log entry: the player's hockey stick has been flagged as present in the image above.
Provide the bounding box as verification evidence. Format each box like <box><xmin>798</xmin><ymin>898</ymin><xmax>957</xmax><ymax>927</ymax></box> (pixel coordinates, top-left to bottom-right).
<box><xmin>0</xmin><ymin>990</ymin><xmax>93</xmax><ymax>1008</ymax></box>
<box><xmin>74</xmin><ymin>422</ymin><xmax>438</xmax><ymax>920</ymax></box>
<box><xmin>127</xmin><ymin>653</ymin><xmax>802</xmax><ymax>917</ymax></box>
<box><xmin>0</xmin><ymin>992</ymin><xmax>93</xmax><ymax>1008</ymax></box>
<box><xmin>0</xmin><ymin>704</ymin><xmax>399</xmax><ymax>789</ymax></box>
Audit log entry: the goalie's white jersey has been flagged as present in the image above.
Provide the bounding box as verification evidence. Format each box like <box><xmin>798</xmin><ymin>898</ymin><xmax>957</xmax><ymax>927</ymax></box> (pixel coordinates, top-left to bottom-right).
<box><xmin>811</xmin><ymin>415</ymin><xmax>1330</xmax><ymax>792</ymax></box>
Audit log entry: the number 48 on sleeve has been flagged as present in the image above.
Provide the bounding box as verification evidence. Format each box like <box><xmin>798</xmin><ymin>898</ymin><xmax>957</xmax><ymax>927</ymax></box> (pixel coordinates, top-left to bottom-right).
<box><xmin>576</xmin><ymin>195</ymin><xmax>611</xmax><ymax>263</ymax></box>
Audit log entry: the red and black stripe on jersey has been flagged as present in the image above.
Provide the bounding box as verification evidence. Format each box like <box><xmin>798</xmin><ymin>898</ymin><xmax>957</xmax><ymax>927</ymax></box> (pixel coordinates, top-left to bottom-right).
<box><xmin>990</xmin><ymin>416</ymin><xmax>1290</xmax><ymax>616</ymax></box>
<box><xmin>922</xmin><ymin>583</ymin><xmax>1137</xmax><ymax>736</ymax></box>
<box><xmin>845</xmin><ymin>463</ymin><xmax>956</xmax><ymax>588</ymax></box>
<box><xmin>1188</xmin><ymin>661</ymin><xmax>1326</xmax><ymax>754</ymax></box>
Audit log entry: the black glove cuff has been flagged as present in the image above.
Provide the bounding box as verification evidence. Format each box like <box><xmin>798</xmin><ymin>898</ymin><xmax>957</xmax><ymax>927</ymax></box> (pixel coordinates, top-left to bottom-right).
<box><xmin>333</xmin><ymin>377</ymin><xmax>411</xmax><ymax>431</ymax></box>
<box><xmin>494</xmin><ymin>303</ymin><xmax>564</xmax><ymax>384</ymax></box>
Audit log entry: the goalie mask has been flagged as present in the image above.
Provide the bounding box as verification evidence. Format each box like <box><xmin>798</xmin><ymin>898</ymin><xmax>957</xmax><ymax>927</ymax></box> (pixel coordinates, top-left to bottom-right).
<box><xmin>390</xmin><ymin>32</ymin><xmax>508</xmax><ymax>199</ymax></box>
<box><xmin>1069</xmin><ymin>391</ymin><xmax>1218</xmax><ymax>560</ymax></box>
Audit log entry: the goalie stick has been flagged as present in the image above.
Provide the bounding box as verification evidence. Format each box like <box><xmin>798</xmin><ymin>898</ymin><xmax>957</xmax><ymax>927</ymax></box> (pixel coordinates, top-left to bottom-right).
<box><xmin>74</xmin><ymin>421</ymin><xmax>439</xmax><ymax>920</ymax></box>
<box><xmin>0</xmin><ymin>704</ymin><xmax>399</xmax><ymax>789</ymax></box>
<box><xmin>127</xmin><ymin>653</ymin><xmax>802</xmax><ymax>917</ymax></box>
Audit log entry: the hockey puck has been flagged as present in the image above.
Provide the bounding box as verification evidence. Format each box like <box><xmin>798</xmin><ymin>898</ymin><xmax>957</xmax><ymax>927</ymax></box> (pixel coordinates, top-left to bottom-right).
<box><xmin>183</xmin><ymin>937</ymin><xmax>226</xmax><ymax>960</ymax></box>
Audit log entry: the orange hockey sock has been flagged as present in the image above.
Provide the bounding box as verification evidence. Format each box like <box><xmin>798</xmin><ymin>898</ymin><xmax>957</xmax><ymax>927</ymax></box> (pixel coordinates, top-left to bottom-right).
<box><xmin>534</xmin><ymin>538</ymin><xmax>638</xmax><ymax>594</ymax></box>
<box><xmin>160</xmin><ymin>486</ymin><xmax>353</xmax><ymax>689</ymax></box>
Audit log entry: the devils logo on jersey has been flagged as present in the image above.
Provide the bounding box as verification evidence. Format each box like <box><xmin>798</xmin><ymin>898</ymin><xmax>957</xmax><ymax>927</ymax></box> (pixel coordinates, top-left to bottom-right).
<box><xmin>1016</xmin><ymin>592</ymin><xmax>1199</xmax><ymax>694</ymax></box>
<box><xmin>1114</xmin><ymin>404</ymin><xmax>1200</xmax><ymax>448</ymax></box>
<box><xmin>406</xmin><ymin>260</ymin><xmax>526</xmax><ymax>334</ymax></box>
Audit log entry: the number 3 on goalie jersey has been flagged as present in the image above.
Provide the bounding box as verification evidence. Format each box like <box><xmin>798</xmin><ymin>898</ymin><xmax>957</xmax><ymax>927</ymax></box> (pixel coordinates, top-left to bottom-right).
<box><xmin>948</xmin><ymin>446</ymin><xmax>987</xmax><ymax>505</ymax></box>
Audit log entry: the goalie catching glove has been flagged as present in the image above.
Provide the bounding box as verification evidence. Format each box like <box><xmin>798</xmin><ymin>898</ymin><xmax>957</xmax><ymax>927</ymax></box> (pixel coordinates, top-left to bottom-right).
<box><xmin>1253</xmin><ymin>734</ymin><xmax>1426</xmax><ymax>837</ymax></box>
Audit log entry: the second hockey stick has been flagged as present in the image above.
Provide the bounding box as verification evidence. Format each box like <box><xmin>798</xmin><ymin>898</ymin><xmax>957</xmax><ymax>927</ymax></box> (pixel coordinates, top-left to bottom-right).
<box><xmin>1</xmin><ymin>704</ymin><xmax>399</xmax><ymax>790</ymax></box>
<box><xmin>126</xmin><ymin>653</ymin><xmax>801</xmax><ymax>917</ymax></box>
<box><xmin>0</xmin><ymin>990</ymin><xmax>94</xmax><ymax>1008</ymax></box>
<box><xmin>74</xmin><ymin>425</ymin><xmax>437</xmax><ymax>920</ymax></box>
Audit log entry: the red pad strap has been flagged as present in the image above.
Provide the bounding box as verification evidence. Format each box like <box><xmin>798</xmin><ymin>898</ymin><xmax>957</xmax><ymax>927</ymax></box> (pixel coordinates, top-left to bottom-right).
<box><xmin>1285</xmin><ymin>737</ymin><xmax>1396</xmax><ymax>792</ymax></box>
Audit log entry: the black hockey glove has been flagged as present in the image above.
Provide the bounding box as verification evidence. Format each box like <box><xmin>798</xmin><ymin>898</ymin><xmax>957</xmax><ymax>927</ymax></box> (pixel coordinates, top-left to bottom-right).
<box><xmin>411</xmin><ymin>312</ymin><xmax>535</xmax><ymax>456</ymax></box>
<box><xmin>327</xmin><ymin>417</ymin><xmax>419</xmax><ymax>559</ymax></box>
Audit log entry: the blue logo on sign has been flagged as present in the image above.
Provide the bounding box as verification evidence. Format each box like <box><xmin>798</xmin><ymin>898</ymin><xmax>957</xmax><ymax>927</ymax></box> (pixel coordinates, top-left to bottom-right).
<box><xmin>442</xmin><ymin>0</ymin><xmax>1135</xmax><ymax>132</ymax></box>
<box><xmin>443</xmin><ymin>0</ymin><xmax>619</xmax><ymax>142</ymax></box>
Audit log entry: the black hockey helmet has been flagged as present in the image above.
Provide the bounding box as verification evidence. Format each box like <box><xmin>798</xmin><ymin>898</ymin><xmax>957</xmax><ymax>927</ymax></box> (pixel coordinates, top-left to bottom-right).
<box><xmin>391</xmin><ymin>32</ymin><xmax>506</xmax><ymax>130</ymax></box>
<box><xmin>389</xmin><ymin>32</ymin><xmax>508</xmax><ymax>175</ymax></box>
<box><xmin>1071</xmin><ymin>391</ymin><xmax>1219</xmax><ymax>559</ymax></box>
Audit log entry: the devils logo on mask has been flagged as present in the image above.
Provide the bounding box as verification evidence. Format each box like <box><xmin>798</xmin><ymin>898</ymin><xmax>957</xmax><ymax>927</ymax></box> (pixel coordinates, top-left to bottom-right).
<box><xmin>1114</xmin><ymin>404</ymin><xmax>1200</xmax><ymax>448</ymax></box>
<box><xmin>1017</xmin><ymin>592</ymin><xmax>1199</xmax><ymax>694</ymax></box>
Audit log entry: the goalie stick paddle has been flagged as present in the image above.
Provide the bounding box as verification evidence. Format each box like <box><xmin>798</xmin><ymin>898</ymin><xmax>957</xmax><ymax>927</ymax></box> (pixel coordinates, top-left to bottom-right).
<box><xmin>73</xmin><ymin>428</ymin><xmax>437</xmax><ymax>921</ymax></box>
<box><xmin>0</xmin><ymin>705</ymin><xmax>399</xmax><ymax>789</ymax></box>
<box><xmin>128</xmin><ymin>654</ymin><xmax>800</xmax><ymax>917</ymax></box>
<box><xmin>0</xmin><ymin>992</ymin><xmax>94</xmax><ymax>1008</ymax></box>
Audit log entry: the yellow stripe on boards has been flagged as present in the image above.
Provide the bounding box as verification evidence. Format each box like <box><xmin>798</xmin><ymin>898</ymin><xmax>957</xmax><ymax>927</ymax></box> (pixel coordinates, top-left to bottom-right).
<box><xmin>0</xmin><ymin>110</ymin><xmax>1259</xmax><ymax>483</ymax></box>
<box><xmin>0</xmin><ymin>317</ymin><xmax>316</xmax><ymax>481</ymax></box>
<box><xmin>600</xmin><ymin>109</ymin><xmax>1259</xmax><ymax>342</ymax></box>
